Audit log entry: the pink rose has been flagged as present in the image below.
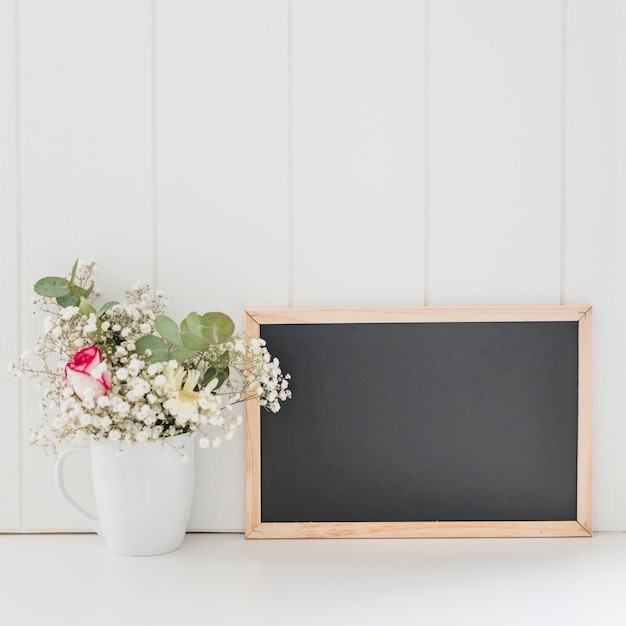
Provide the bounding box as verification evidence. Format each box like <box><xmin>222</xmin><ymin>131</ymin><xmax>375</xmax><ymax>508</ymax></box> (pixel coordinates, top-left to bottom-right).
<box><xmin>65</xmin><ymin>346</ymin><xmax>111</xmax><ymax>400</ymax></box>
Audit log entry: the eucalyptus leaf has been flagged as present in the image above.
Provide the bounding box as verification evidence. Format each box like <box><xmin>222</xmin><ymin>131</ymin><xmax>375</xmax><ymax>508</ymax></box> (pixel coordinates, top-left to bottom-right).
<box><xmin>135</xmin><ymin>335</ymin><xmax>170</xmax><ymax>363</ymax></box>
<box><xmin>188</xmin><ymin>312</ymin><xmax>235</xmax><ymax>344</ymax></box>
<box><xmin>75</xmin><ymin>284</ymin><xmax>95</xmax><ymax>298</ymax></box>
<box><xmin>68</xmin><ymin>258</ymin><xmax>79</xmax><ymax>286</ymax></box>
<box><xmin>34</xmin><ymin>276</ymin><xmax>70</xmax><ymax>298</ymax></box>
<box><xmin>179</xmin><ymin>319</ymin><xmax>207</xmax><ymax>351</ymax></box>
<box><xmin>185</xmin><ymin>312</ymin><xmax>205</xmax><ymax>341</ymax></box>
<box><xmin>56</xmin><ymin>293</ymin><xmax>79</xmax><ymax>307</ymax></box>
<box><xmin>155</xmin><ymin>315</ymin><xmax>185</xmax><ymax>347</ymax></box>
<box><xmin>169</xmin><ymin>345</ymin><xmax>193</xmax><ymax>364</ymax></box>
<box><xmin>96</xmin><ymin>301</ymin><xmax>118</xmax><ymax>318</ymax></box>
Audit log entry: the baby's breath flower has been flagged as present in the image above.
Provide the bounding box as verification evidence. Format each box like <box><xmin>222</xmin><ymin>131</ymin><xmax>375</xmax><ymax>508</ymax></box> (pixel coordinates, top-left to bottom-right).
<box><xmin>147</xmin><ymin>363</ymin><xmax>160</xmax><ymax>376</ymax></box>
<box><xmin>61</xmin><ymin>307</ymin><xmax>79</xmax><ymax>321</ymax></box>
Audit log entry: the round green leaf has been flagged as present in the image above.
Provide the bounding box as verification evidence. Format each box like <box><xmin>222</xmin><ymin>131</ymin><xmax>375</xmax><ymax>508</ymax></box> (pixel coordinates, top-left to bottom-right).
<box><xmin>155</xmin><ymin>315</ymin><xmax>185</xmax><ymax>347</ymax></box>
<box><xmin>180</xmin><ymin>319</ymin><xmax>208</xmax><ymax>351</ymax></box>
<box><xmin>56</xmin><ymin>293</ymin><xmax>79</xmax><ymax>307</ymax></box>
<box><xmin>34</xmin><ymin>276</ymin><xmax>70</xmax><ymax>298</ymax></box>
<box><xmin>169</xmin><ymin>345</ymin><xmax>193</xmax><ymax>364</ymax></box>
<box><xmin>188</xmin><ymin>312</ymin><xmax>235</xmax><ymax>344</ymax></box>
<box><xmin>135</xmin><ymin>335</ymin><xmax>170</xmax><ymax>363</ymax></box>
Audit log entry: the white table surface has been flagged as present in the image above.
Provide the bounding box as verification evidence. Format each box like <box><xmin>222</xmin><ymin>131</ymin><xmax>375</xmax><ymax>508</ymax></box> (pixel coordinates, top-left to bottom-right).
<box><xmin>1</xmin><ymin>531</ymin><xmax>625</xmax><ymax>626</ymax></box>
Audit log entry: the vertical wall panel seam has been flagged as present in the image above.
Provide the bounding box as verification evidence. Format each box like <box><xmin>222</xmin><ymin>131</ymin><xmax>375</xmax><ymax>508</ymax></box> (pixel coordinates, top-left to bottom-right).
<box><xmin>560</xmin><ymin>0</ymin><xmax>568</xmax><ymax>305</ymax></box>
<box><xmin>424</xmin><ymin>0</ymin><xmax>431</xmax><ymax>306</ymax></box>
<box><xmin>14</xmin><ymin>0</ymin><xmax>24</xmax><ymax>530</ymax></box>
<box><xmin>288</xmin><ymin>0</ymin><xmax>294</xmax><ymax>307</ymax></box>
<box><xmin>151</xmin><ymin>0</ymin><xmax>160</xmax><ymax>291</ymax></box>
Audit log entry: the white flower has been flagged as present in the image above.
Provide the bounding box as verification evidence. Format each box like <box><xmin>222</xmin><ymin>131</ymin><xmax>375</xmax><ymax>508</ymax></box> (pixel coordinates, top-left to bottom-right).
<box><xmin>163</xmin><ymin>367</ymin><xmax>201</xmax><ymax>423</ymax></box>
<box><xmin>83</xmin><ymin>314</ymin><xmax>98</xmax><ymax>335</ymax></box>
<box><xmin>114</xmin><ymin>401</ymin><xmax>130</xmax><ymax>416</ymax></box>
<box><xmin>199</xmin><ymin>437</ymin><xmax>210</xmax><ymax>449</ymax></box>
<box><xmin>108</xmin><ymin>429</ymin><xmax>121</xmax><ymax>441</ymax></box>
<box><xmin>127</xmin><ymin>358</ymin><xmax>143</xmax><ymax>376</ymax></box>
<box><xmin>126</xmin><ymin>377</ymin><xmax>150</xmax><ymax>401</ymax></box>
<box><xmin>61</xmin><ymin>306</ymin><xmax>80</xmax><ymax>321</ymax></box>
<box><xmin>116</xmin><ymin>368</ymin><xmax>129</xmax><ymax>381</ymax></box>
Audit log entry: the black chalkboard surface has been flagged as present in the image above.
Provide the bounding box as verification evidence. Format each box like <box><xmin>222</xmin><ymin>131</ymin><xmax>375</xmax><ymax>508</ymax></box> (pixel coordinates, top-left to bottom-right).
<box><xmin>245</xmin><ymin>307</ymin><xmax>593</xmax><ymax>539</ymax></box>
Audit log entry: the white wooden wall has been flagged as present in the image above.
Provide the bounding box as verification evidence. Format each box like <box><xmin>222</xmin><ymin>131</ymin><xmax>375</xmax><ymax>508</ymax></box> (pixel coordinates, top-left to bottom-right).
<box><xmin>1</xmin><ymin>0</ymin><xmax>624</xmax><ymax>532</ymax></box>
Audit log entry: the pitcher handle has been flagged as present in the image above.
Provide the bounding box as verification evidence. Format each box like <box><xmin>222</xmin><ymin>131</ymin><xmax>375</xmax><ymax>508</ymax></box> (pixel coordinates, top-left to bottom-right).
<box><xmin>55</xmin><ymin>448</ymin><xmax>101</xmax><ymax>535</ymax></box>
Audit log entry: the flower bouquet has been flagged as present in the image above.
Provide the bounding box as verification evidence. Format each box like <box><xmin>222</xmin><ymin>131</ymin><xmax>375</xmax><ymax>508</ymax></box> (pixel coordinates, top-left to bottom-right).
<box><xmin>9</xmin><ymin>259</ymin><xmax>292</xmax><ymax>455</ymax></box>
<box><xmin>9</xmin><ymin>259</ymin><xmax>291</xmax><ymax>555</ymax></box>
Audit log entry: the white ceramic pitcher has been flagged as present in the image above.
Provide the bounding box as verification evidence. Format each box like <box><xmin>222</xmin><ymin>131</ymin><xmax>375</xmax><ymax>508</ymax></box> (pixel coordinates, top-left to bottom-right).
<box><xmin>55</xmin><ymin>434</ymin><xmax>195</xmax><ymax>556</ymax></box>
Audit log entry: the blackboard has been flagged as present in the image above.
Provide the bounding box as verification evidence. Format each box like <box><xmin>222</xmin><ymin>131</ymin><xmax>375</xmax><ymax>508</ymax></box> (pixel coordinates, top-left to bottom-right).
<box><xmin>245</xmin><ymin>307</ymin><xmax>593</xmax><ymax>538</ymax></box>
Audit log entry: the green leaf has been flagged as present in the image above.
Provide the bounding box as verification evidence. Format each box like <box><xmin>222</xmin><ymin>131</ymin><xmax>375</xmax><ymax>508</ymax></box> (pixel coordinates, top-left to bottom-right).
<box><xmin>135</xmin><ymin>335</ymin><xmax>170</xmax><ymax>363</ymax></box>
<box><xmin>202</xmin><ymin>366</ymin><xmax>229</xmax><ymax>389</ymax></box>
<box><xmin>34</xmin><ymin>276</ymin><xmax>70</xmax><ymax>298</ymax></box>
<box><xmin>75</xmin><ymin>284</ymin><xmax>95</xmax><ymax>299</ymax></box>
<box><xmin>179</xmin><ymin>319</ymin><xmax>207</xmax><ymax>351</ymax></box>
<box><xmin>96</xmin><ymin>301</ymin><xmax>118</xmax><ymax>318</ymax></box>
<box><xmin>185</xmin><ymin>312</ymin><xmax>205</xmax><ymax>341</ymax></box>
<box><xmin>78</xmin><ymin>297</ymin><xmax>96</xmax><ymax>317</ymax></box>
<box><xmin>169</xmin><ymin>345</ymin><xmax>193</xmax><ymax>364</ymax></box>
<box><xmin>202</xmin><ymin>312</ymin><xmax>235</xmax><ymax>343</ymax></box>
<box><xmin>68</xmin><ymin>258</ymin><xmax>79</xmax><ymax>286</ymax></box>
<box><xmin>186</xmin><ymin>311</ymin><xmax>234</xmax><ymax>345</ymax></box>
<box><xmin>56</xmin><ymin>292</ymin><xmax>79</xmax><ymax>307</ymax></box>
<box><xmin>155</xmin><ymin>315</ymin><xmax>185</xmax><ymax>347</ymax></box>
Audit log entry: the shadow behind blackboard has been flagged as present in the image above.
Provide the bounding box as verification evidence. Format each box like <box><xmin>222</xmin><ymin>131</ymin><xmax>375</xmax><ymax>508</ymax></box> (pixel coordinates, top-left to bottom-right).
<box><xmin>260</xmin><ymin>321</ymin><xmax>579</xmax><ymax>524</ymax></box>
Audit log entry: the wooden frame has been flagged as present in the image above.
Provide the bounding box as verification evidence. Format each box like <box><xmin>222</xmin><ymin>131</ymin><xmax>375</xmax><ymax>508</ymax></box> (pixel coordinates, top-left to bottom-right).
<box><xmin>245</xmin><ymin>306</ymin><xmax>593</xmax><ymax>539</ymax></box>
